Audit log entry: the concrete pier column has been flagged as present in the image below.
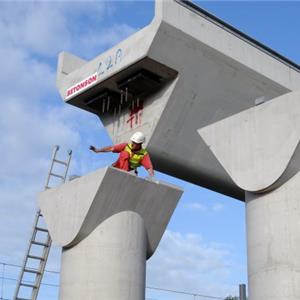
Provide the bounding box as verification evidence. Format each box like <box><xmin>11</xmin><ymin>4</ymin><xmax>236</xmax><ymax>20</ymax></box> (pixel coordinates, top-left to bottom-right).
<box><xmin>246</xmin><ymin>172</ymin><xmax>300</xmax><ymax>300</ymax></box>
<box><xmin>38</xmin><ymin>167</ymin><xmax>183</xmax><ymax>300</ymax></box>
<box><xmin>59</xmin><ymin>211</ymin><xmax>147</xmax><ymax>300</ymax></box>
<box><xmin>198</xmin><ymin>89</ymin><xmax>300</xmax><ymax>299</ymax></box>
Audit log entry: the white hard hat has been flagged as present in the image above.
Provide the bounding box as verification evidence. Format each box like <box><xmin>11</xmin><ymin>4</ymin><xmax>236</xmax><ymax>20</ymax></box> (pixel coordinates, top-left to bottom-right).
<box><xmin>130</xmin><ymin>131</ymin><xmax>146</xmax><ymax>144</ymax></box>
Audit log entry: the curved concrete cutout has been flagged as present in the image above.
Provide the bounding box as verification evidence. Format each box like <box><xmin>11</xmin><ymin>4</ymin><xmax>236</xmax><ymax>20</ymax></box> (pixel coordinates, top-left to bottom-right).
<box><xmin>198</xmin><ymin>91</ymin><xmax>300</xmax><ymax>192</ymax></box>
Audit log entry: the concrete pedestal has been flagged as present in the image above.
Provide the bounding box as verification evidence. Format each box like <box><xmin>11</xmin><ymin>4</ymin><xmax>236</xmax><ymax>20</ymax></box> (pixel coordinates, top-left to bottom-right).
<box><xmin>60</xmin><ymin>211</ymin><xmax>147</xmax><ymax>300</ymax></box>
<box><xmin>38</xmin><ymin>167</ymin><xmax>183</xmax><ymax>300</ymax></box>
<box><xmin>246</xmin><ymin>172</ymin><xmax>300</xmax><ymax>300</ymax></box>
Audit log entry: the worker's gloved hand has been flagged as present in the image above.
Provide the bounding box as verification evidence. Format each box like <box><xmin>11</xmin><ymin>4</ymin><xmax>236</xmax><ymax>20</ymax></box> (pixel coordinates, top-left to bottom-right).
<box><xmin>89</xmin><ymin>145</ymin><xmax>96</xmax><ymax>152</ymax></box>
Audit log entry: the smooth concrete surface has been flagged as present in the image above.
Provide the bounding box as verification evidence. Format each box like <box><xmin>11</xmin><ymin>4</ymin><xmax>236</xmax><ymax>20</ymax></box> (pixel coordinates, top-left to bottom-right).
<box><xmin>59</xmin><ymin>211</ymin><xmax>147</xmax><ymax>300</ymax></box>
<box><xmin>56</xmin><ymin>51</ymin><xmax>87</xmax><ymax>87</ymax></box>
<box><xmin>198</xmin><ymin>90</ymin><xmax>300</xmax><ymax>192</ymax></box>
<box><xmin>38</xmin><ymin>166</ymin><xmax>183</xmax><ymax>256</ymax></box>
<box><xmin>55</xmin><ymin>0</ymin><xmax>300</xmax><ymax>200</ymax></box>
<box><xmin>39</xmin><ymin>167</ymin><xmax>182</xmax><ymax>300</ymax></box>
<box><xmin>246</xmin><ymin>171</ymin><xmax>300</xmax><ymax>300</ymax></box>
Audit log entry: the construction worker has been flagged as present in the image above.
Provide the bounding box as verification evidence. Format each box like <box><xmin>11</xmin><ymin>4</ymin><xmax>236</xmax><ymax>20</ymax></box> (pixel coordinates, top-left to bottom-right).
<box><xmin>89</xmin><ymin>131</ymin><xmax>154</xmax><ymax>177</ymax></box>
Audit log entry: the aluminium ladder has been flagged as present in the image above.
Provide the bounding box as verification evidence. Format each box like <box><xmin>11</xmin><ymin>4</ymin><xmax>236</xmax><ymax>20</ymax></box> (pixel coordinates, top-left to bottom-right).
<box><xmin>13</xmin><ymin>145</ymin><xmax>72</xmax><ymax>300</ymax></box>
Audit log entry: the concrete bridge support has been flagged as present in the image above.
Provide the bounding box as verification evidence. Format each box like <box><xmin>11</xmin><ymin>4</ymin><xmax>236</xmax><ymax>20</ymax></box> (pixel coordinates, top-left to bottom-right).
<box><xmin>246</xmin><ymin>174</ymin><xmax>300</xmax><ymax>300</ymax></box>
<box><xmin>59</xmin><ymin>211</ymin><xmax>147</xmax><ymax>300</ymax></box>
<box><xmin>38</xmin><ymin>167</ymin><xmax>183</xmax><ymax>300</ymax></box>
<box><xmin>199</xmin><ymin>90</ymin><xmax>300</xmax><ymax>300</ymax></box>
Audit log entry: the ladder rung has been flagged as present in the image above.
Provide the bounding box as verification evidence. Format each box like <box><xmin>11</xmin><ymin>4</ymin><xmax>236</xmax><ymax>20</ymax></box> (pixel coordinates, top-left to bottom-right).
<box><xmin>28</xmin><ymin>255</ymin><xmax>45</xmax><ymax>261</ymax></box>
<box><xmin>54</xmin><ymin>159</ymin><xmax>68</xmax><ymax>166</ymax></box>
<box><xmin>49</xmin><ymin>172</ymin><xmax>65</xmax><ymax>179</ymax></box>
<box><xmin>35</xmin><ymin>227</ymin><xmax>48</xmax><ymax>233</ymax></box>
<box><xmin>20</xmin><ymin>283</ymin><xmax>37</xmax><ymax>289</ymax></box>
<box><xmin>32</xmin><ymin>241</ymin><xmax>49</xmax><ymax>247</ymax></box>
<box><xmin>24</xmin><ymin>268</ymin><xmax>41</xmax><ymax>275</ymax></box>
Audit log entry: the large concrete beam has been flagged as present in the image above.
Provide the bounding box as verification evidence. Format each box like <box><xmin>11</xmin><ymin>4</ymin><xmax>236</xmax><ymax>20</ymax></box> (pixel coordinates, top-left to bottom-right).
<box><xmin>38</xmin><ymin>167</ymin><xmax>183</xmax><ymax>300</ymax></box>
<box><xmin>55</xmin><ymin>0</ymin><xmax>300</xmax><ymax>200</ymax></box>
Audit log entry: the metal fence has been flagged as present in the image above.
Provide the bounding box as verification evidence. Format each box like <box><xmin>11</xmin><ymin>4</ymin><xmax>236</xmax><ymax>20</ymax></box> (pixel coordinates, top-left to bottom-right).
<box><xmin>0</xmin><ymin>261</ymin><xmax>239</xmax><ymax>300</ymax></box>
<box><xmin>0</xmin><ymin>262</ymin><xmax>60</xmax><ymax>300</ymax></box>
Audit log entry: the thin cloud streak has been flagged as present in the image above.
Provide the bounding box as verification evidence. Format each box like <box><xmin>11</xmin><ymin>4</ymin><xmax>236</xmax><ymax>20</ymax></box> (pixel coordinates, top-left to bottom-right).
<box><xmin>147</xmin><ymin>230</ymin><xmax>238</xmax><ymax>298</ymax></box>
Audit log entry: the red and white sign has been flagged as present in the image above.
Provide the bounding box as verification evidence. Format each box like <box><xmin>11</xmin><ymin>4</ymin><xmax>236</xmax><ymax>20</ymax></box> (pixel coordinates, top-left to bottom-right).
<box><xmin>65</xmin><ymin>73</ymin><xmax>98</xmax><ymax>100</ymax></box>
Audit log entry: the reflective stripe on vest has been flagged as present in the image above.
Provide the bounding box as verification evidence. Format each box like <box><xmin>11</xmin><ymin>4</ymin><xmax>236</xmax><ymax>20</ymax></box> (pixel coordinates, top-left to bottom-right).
<box><xmin>124</xmin><ymin>143</ymin><xmax>148</xmax><ymax>169</ymax></box>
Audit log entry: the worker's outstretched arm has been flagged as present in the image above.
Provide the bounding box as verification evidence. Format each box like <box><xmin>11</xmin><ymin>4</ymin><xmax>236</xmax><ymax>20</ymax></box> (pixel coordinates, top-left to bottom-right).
<box><xmin>89</xmin><ymin>145</ymin><xmax>114</xmax><ymax>153</ymax></box>
<box><xmin>141</xmin><ymin>154</ymin><xmax>154</xmax><ymax>177</ymax></box>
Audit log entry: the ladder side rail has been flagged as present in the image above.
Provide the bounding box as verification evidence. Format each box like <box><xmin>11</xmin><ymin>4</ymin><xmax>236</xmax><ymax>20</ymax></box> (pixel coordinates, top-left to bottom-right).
<box><xmin>13</xmin><ymin>210</ymin><xmax>42</xmax><ymax>300</ymax></box>
<box><xmin>62</xmin><ymin>150</ymin><xmax>72</xmax><ymax>183</ymax></box>
<box><xmin>31</xmin><ymin>234</ymin><xmax>52</xmax><ymax>300</ymax></box>
<box><xmin>44</xmin><ymin>146</ymin><xmax>60</xmax><ymax>189</ymax></box>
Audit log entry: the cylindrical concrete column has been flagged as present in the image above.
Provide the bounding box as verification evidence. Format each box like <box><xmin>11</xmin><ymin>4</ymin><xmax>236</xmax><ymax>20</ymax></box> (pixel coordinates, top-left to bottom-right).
<box><xmin>59</xmin><ymin>211</ymin><xmax>147</xmax><ymax>300</ymax></box>
<box><xmin>246</xmin><ymin>172</ymin><xmax>300</xmax><ymax>300</ymax></box>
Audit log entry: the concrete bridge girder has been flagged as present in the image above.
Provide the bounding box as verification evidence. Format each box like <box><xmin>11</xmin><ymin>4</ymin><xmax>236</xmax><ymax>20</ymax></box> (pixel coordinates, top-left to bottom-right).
<box><xmin>56</xmin><ymin>0</ymin><xmax>300</xmax><ymax>201</ymax></box>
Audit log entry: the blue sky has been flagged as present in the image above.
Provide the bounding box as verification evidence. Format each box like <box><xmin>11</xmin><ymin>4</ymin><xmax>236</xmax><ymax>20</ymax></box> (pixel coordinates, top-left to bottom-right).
<box><xmin>0</xmin><ymin>1</ymin><xmax>299</xmax><ymax>299</ymax></box>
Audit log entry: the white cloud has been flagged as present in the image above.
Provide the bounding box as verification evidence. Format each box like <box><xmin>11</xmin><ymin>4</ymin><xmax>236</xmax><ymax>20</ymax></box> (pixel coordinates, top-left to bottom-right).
<box><xmin>212</xmin><ymin>202</ymin><xmax>225</xmax><ymax>212</ymax></box>
<box><xmin>185</xmin><ymin>201</ymin><xmax>225</xmax><ymax>213</ymax></box>
<box><xmin>0</xmin><ymin>99</ymin><xmax>81</xmax><ymax>180</ymax></box>
<box><xmin>0</xmin><ymin>47</ymin><xmax>55</xmax><ymax>100</ymax></box>
<box><xmin>79</xmin><ymin>23</ymin><xmax>136</xmax><ymax>53</ymax></box>
<box><xmin>147</xmin><ymin>231</ymin><xmax>238</xmax><ymax>298</ymax></box>
<box><xmin>0</xmin><ymin>3</ymin><xmax>69</xmax><ymax>57</ymax></box>
<box><xmin>0</xmin><ymin>1</ymin><xmax>111</xmax><ymax>58</ymax></box>
<box><xmin>185</xmin><ymin>202</ymin><xmax>207</xmax><ymax>211</ymax></box>
<box><xmin>0</xmin><ymin>1</ymin><xmax>128</xmax><ymax>60</ymax></box>
<box><xmin>22</xmin><ymin>4</ymin><xmax>71</xmax><ymax>57</ymax></box>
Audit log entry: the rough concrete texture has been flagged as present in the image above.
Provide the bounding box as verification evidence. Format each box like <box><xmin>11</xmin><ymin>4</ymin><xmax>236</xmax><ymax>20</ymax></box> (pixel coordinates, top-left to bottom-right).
<box><xmin>55</xmin><ymin>0</ymin><xmax>300</xmax><ymax>200</ymax></box>
<box><xmin>38</xmin><ymin>166</ymin><xmax>183</xmax><ymax>257</ymax></box>
<box><xmin>198</xmin><ymin>90</ymin><xmax>300</xmax><ymax>192</ymax></box>
<box><xmin>59</xmin><ymin>211</ymin><xmax>147</xmax><ymax>300</ymax></box>
<box><xmin>246</xmin><ymin>171</ymin><xmax>300</xmax><ymax>300</ymax></box>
